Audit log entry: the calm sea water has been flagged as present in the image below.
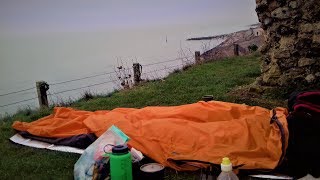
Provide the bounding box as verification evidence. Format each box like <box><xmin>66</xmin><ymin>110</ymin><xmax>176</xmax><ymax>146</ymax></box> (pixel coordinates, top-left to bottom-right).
<box><xmin>0</xmin><ymin>25</ymin><xmax>238</xmax><ymax>115</ymax></box>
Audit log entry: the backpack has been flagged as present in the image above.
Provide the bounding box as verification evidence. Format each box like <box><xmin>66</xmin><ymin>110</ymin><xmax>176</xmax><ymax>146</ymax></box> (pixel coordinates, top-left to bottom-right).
<box><xmin>286</xmin><ymin>90</ymin><xmax>320</xmax><ymax>178</ymax></box>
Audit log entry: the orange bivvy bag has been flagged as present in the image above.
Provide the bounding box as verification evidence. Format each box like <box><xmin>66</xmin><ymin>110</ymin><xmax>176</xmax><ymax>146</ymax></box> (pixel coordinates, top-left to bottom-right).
<box><xmin>13</xmin><ymin>101</ymin><xmax>288</xmax><ymax>171</ymax></box>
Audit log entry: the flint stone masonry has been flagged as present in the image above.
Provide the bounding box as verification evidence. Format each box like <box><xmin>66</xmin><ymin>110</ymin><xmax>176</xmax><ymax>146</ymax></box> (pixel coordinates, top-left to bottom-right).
<box><xmin>255</xmin><ymin>0</ymin><xmax>320</xmax><ymax>88</ymax></box>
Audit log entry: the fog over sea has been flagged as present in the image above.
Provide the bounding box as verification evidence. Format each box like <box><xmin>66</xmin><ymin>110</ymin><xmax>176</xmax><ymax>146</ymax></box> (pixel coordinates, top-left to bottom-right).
<box><xmin>0</xmin><ymin>0</ymin><xmax>258</xmax><ymax>115</ymax></box>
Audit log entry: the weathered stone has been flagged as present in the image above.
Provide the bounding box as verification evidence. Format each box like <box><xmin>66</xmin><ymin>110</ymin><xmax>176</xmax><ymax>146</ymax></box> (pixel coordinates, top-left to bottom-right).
<box><xmin>278</xmin><ymin>73</ymin><xmax>296</xmax><ymax>86</ymax></box>
<box><xmin>249</xmin><ymin>85</ymin><xmax>265</xmax><ymax>94</ymax></box>
<box><xmin>296</xmin><ymin>38</ymin><xmax>312</xmax><ymax>51</ymax></box>
<box><xmin>269</xmin><ymin>1</ymin><xmax>279</xmax><ymax>11</ymax></box>
<box><xmin>278</xmin><ymin>58</ymin><xmax>298</xmax><ymax>70</ymax></box>
<box><xmin>279</xmin><ymin>37</ymin><xmax>295</xmax><ymax>52</ymax></box>
<box><xmin>301</xmin><ymin>1</ymin><xmax>320</xmax><ymax>22</ymax></box>
<box><xmin>273</xmin><ymin>49</ymin><xmax>291</xmax><ymax>59</ymax></box>
<box><xmin>262</xmin><ymin>73</ymin><xmax>269</xmax><ymax>84</ymax></box>
<box><xmin>255</xmin><ymin>0</ymin><xmax>268</xmax><ymax>14</ymax></box>
<box><xmin>300</xmin><ymin>23</ymin><xmax>314</xmax><ymax>33</ymax></box>
<box><xmin>277</xmin><ymin>25</ymin><xmax>297</xmax><ymax>35</ymax></box>
<box><xmin>276</xmin><ymin>0</ymin><xmax>287</xmax><ymax>7</ymax></box>
<box><xmin>263</xmin><ymin>17</ymin><xmax>273</xmax><ymax>27</ymax></box>
<box><xmin>289</xmin><ymin>1</ymin><xmax>298</xmax><ymax>9</ymax></box>
<box><xmin>266</xmin><ymin>78</ymin><xmax>279</xmax><ymax>86</ymax></box>
<box><xmin>271</xmin><ymin>7</ymin><xmax>290</xmax><ymax>19</ymax></box>
<box><xmin>262</xmin><ymin>62</ymin><xmax>282</xmax><ymax>85</ymax></box>
<box><xmin>261</xmin><ymin>65</ymin><xmax>269</xmax><ymax>73</ymax></box>
<box><xmin>298</xmin><ymin>58</ymin><xmax>316</xmax><ymax>67</ymax></box>
<box><xmin>305</xmin><ymin>74</ymin><xmax>315</xmax><ymax>83</ymax></box>
<box><xmin>256</xmin><ymin>0</ymin><xmax>320</xmax><ymax>91</ymax></box>
<box><xmin>269</xmin><ymin>62</ymin><xmax>281</xmax><ymax>77</ymax></box>
<box><xmin>313</xmin><ymin>34</ymin><xmax>320</xmax><ymax>43</ymax></box>
<box><xmin>314</xmin><ymin>23</ymin><xmax>320</xmax><ymax>34</ymax></box>
<box><xmin>307</xmin><ymin>49</ymin><xmax>320</xmax><ymax>57</ymax></box>
<box><xmin>260</xmin><ymin>43</ymin><xmax>269</xmax><ymax>53</ymax></box>
<box><xmin>298</xmin><ymin>32</ymin><xmax>312</xmax><ymax>40</ymax></box>
<box><xmin>311</xmin><ymin>42</ymin><xmax>320</xmax><ymax>57</ymax></box>
<box><xmin>256</xmin><ymin>0</ymin><xmax>267</xmax><ymax>6</ymax></box>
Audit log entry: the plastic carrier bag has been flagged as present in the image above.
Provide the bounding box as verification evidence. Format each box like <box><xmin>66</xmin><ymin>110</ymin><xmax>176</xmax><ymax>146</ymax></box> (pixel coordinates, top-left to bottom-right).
<box><xmin>74</xmin><ymin>125</ymin><xmax>129</xmax><ymax>180</ymax></box>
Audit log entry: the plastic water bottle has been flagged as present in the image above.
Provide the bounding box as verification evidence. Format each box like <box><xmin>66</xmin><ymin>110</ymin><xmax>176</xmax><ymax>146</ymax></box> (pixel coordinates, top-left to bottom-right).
<box><xmin>110</xmin><ymin>144</ymin><xmax>133</xmax><ymax>180</ymax></box>
<box><xmin>217</xmin><ymin>157</ymin><xmax>239</xmax><ymax>180</ymax></box>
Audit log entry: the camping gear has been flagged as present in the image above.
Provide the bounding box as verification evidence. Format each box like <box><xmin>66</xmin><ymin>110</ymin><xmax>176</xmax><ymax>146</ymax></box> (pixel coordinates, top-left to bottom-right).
<box><xmin>140</xmin><ymin>163</ymin><xmax>165</xmax><ymax>180</ymax></box>
<box><xmin>17</xmin><ymin>131</ymin><xmax>96</xmax><ymax>149</ymax></box>
<box><xmin>248</xmin><ymin>174</ymin><xmax>293</xmax><ymax>179</ymax></box>
<box><xmin>130</xmin><ymin>147</ymin><xmax>144</xmax><ymax>162</ymax></box>
<box><xmin>74</xmin><ymin>125</ymin><xmax>128</xmax><ymax>180</ymax></box>
<box><xmin>92</xmin><ymin>157</ymin><xmax>110</xmax><ymax>180</ymax></box>
<box><xmin>12</xmin><ymin>101</ymin><xmax>288</xmax><ymax>171</ymax></box>
<box><xmin>286</xmin><ymin>90</ymin><xmax>320</xmax><ymax>178</ymax></box>
<box><xmin>202</xmin><ymin>95</ymin><xmax>214</xmax><ymax>102</ymax></box>
<box><xmin>9</xmin><ymin>133</ymin><xmax>84</xmax><ymax>154</ymax></box>
<box><xmin>217</xmin><ymin>157</ymin><xmax>239</xmax><ymax>180</ymax></box>
<box><xmin>110</xmin><ymin>144</ymin><xmax>133</xmax><ymax>180</ymax></box>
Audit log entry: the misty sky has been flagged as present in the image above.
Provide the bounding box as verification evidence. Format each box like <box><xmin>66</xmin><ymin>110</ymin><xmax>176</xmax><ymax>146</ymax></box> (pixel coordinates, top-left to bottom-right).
<box><xmin>0</xmin><ymin>0</ymin><xmax>258</xmax><ymax>35</ymax></box>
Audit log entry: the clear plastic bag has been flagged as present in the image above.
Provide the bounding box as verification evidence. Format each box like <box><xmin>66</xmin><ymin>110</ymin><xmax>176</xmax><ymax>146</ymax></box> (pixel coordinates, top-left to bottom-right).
<box><xmin>74</xmin><ymin>125</ymin><xmax>127</xmax><ymax>180</ymax></box>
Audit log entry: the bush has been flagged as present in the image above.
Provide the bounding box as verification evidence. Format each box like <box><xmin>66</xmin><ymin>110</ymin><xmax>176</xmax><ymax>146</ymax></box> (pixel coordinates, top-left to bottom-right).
<box><xmin>248</xmin><ymin>44</ymin><xmax>258</xmax><ymax>52</ymax></box>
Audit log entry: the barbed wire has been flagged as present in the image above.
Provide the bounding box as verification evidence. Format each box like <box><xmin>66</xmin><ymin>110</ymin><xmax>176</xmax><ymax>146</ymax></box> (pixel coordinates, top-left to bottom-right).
<box><xmin>0</xmin><ymin>97</ymin><xmax>37</xmax><ymax>108</ymax></box>
<box><xmin>141</xmin><ymin>56</ymin><xmax>193</xmax><ymax>67</ymax></box>
<box><xmin>48</xmin><ymin>80</ymin><xmax>114</xmax><ymax>95</ymax></box>
<box><xmin>0</xmin><ymin>55</ymin><xmax>196</xmax><ymax>108</ymax></box>
<box><xmin>49</xmin><ymin>71</ymin><xmax>117</xmax><ymax>86</ymax></box>
<box><xmin>0</xmin><ymin>56</ymin><xmax>193</xmax><ymax>97</ymax></box>
<box><xmin>142</xmin><ymin>64</ymin><xmax>182</xmax><ymax>75</ymax></box>
<box><xmin>0</xmin><ymin>87</ymin><xmax>35</xmax><ymax>97</ymax></box>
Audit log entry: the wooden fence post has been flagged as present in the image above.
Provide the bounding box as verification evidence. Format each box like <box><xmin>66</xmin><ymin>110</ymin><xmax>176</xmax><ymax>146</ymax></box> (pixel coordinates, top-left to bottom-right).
<box><xmin>36</xmin><ymin>81</ymin><xmax>49</xmax><ymax>108</ymax></box>
<box><xmin>133</xmin><ymin>63</ymin><xmax>142</xmax><ymax>84</ymax></box>
<box><xmin>234</xmin><ymin>43</ymin><xmax>239</xmax><ymax>56</ymax></box>
<box><xmin>195</xmin><ymin>51</ymin><xmax>201</xmax><ymax>64</ymax></box>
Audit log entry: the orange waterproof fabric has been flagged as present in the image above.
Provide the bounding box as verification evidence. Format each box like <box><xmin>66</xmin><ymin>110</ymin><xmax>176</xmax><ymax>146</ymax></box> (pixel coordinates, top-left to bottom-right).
<box><xmin>13</xmin><ymin>101</ymin><xmax>288</xmax><ymax>171</ymax></box>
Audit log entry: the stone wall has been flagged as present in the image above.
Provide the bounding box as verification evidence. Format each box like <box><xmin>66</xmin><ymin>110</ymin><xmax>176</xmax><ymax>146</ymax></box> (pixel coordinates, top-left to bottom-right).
<box><xmin>255</xmin><ymin>0</ymin><xmax>320</xmax><ymax>90</ymax></box>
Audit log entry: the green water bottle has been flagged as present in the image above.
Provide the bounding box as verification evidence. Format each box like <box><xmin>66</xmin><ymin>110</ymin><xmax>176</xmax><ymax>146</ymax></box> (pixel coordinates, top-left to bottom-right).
<box><xmin>110</xmin><ymin>144</ymin><xmax>133</xmax><ymax>180</ymax></box>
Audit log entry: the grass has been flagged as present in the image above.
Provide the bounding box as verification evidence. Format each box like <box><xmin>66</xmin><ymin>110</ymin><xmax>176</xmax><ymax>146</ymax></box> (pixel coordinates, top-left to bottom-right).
<box><xmin>72</xmin><ymin>55</ymin><xmax>263</xmax><ymax>110</ymax></box>
<box><xmin>0</xmin><ymin>54</ymin><xmax>286</xmax><ymax>179</ymax></box>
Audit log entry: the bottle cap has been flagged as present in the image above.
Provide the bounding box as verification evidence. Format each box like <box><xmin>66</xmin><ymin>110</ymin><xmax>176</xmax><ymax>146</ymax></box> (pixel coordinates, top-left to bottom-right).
<box><xmin>221</xmin><ymin>157</ymin><xmax>232</xmax><ymax>172</ymax></box>
<box><xmin>112</xmin><ymin>144</ymin><xmax>129</xmax><ymax>154</ymax></box>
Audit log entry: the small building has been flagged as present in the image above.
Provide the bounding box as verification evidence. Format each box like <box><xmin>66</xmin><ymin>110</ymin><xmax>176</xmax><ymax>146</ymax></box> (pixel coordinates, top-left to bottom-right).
<box><xmin>201</xmin><ymin>27</ymin><xmax>265</xmax><ymax>61</ymax></box>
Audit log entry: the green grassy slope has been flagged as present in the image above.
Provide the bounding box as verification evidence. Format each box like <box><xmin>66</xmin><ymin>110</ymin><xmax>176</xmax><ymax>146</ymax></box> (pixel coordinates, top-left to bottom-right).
<box><xmin>72</xmin><ymin>55</ymin><xmax>261</xmax><ymax>110</ymax></box>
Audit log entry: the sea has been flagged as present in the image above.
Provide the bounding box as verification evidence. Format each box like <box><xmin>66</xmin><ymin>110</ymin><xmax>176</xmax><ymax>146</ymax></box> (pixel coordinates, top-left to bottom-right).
<box><xmin>0</xmin><ymin>24</ymin><xmax>244</xmax><ymax>115</ymax></box>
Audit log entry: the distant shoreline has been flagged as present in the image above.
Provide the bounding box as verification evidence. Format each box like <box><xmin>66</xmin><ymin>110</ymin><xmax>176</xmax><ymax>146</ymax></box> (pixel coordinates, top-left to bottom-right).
<box><xmin>186</xmin><ymin>33</ymin><xmax>229</xmax><ymax>41</ymax></box>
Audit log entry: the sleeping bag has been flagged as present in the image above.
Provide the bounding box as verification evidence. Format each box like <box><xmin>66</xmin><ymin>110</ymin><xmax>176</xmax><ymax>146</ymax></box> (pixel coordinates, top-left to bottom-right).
<box><xmin>12</xmin><ymin>101</ymin><xmax>288</xmax><ymax>171</ymax></box>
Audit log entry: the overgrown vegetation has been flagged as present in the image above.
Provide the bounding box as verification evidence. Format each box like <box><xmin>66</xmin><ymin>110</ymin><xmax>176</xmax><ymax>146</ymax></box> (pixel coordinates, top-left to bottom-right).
<box><xmin>0</xmin><ymin>54</ymin><xmax>286</xmax><ymax>179</ymax></box>
<box><xmin>248</xmin><ymin>44</ymin><xmax>258</xmax><ymax>52</ymax></box>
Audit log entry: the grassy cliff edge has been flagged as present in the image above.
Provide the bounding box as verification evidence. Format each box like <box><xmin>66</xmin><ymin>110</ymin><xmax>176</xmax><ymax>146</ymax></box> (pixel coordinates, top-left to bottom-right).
<box><xmin>0</xmin><ymin>54</ymin><xmax>286</xmax><ymax>179</ymax></box>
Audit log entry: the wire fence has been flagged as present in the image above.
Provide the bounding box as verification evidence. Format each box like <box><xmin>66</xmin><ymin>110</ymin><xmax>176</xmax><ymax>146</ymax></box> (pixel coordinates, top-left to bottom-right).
<box><xmin>0</xmin><ymin>97</ymin><xmax>38</xmax><ymax>108</ymax></box>
<box><xmin>0</xmin><ymin>54</ymin><xmax>196</xmax><ymax>110</ymax></box>
<box><xmin>49</xmin><ymin>80</ymin><xmax>115</xmax><ymax>96</ymax></box>
<box><xmin>49</xmin><ymin>71</ymin><xmax>117</xmax><ymax>86</ymax></box>
<box><xmin>0</xmin><ymin>87</ymin><xmax>36</xmax><ymax>97</ymax></box>
<box><xmin>141</xmin><ymin>56</ymin><xmax>192</xmax><ymax>67</ymax></box>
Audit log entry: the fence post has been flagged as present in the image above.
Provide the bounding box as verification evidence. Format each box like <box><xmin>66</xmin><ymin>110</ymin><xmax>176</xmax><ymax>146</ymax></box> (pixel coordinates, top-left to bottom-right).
<box><xmin>133</xmin><ymin>63</ymin><xmax>142</xmax><ymax>84</ymax></box>
<box><xmin>36</xmin><ymin>81</ymin><xmax>49</xmax><ymax>108</ymax></box>
<box><xmin>234</xmin><ymin>43</ymin><xmax>239</xmax><ymax>56</ymax></box>
<box><xmin>195</xmin><ymin>51</ymin><xmax>201</xmax><ymax>64</ymax></box>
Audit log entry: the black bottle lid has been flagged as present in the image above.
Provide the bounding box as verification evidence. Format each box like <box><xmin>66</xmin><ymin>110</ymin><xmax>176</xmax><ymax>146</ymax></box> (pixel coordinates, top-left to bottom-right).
<box><xmin>202</xmin><ymin>95</ymin><xmax>214</xmax><ymax>102</ymax></box>
<box><xmin>112</xmin><ymin>144</ymin><xmax>129</xmax><ymax>154</ymax></box>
